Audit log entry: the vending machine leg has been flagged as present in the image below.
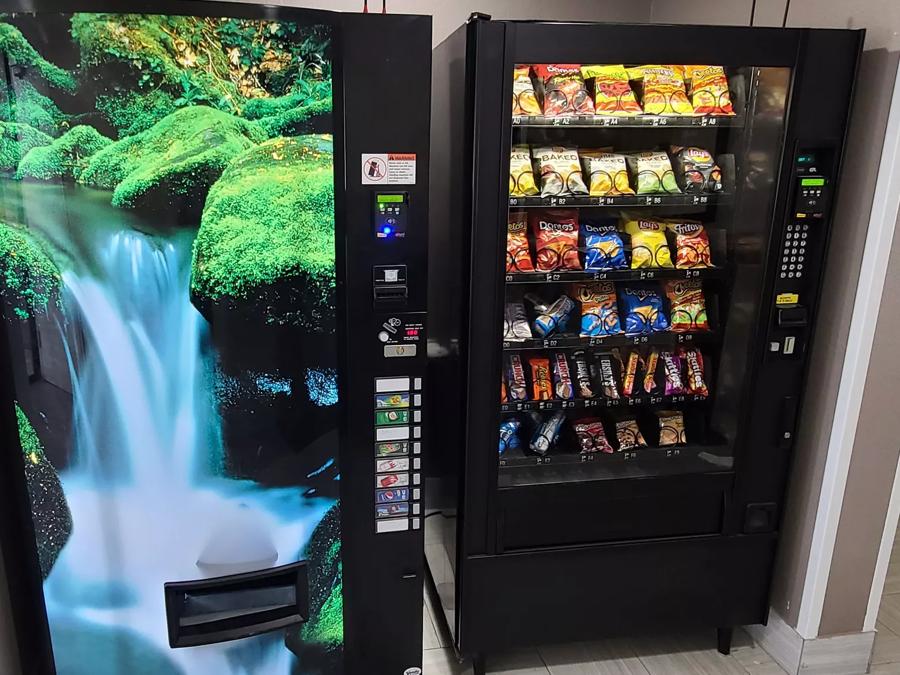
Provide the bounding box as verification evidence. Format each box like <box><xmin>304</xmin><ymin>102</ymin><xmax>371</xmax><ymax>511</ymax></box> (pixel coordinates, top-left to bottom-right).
<box><xmin>473</xmin><ymin>653</ymin><xmax>487</xmax><ymax>675</ymax></box>
<box><xmin>717</xmin><ymin>627</ymin><xmax>734</xmax><ymax>655</ymax></box>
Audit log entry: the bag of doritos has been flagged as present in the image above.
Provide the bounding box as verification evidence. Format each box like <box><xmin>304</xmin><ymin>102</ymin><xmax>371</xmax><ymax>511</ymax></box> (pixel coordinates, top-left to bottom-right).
<box><xmin>513</xmin><ymin>65</ymin><xmax>542</xmax><ymax>115</ymax></box>
<box><xmin>582</xmin><ymin>220</ymin><xmax>627</xmax><ymax>270</ymax></box>
<box><xmin>530</xmin><ymin>210</ymin><xmax>580</xmax><ymax>271</ymax></box>
<box><xmin>619</xmin><ymin>284</ymin><xmax>670</xmax><ymax>335</ymax></box>
<box><xmin>627</xmin><ymin>65</ymin><xmax>693</xmax><ymax>116</ymax></box>
<box><xmin>509</xmin><ymin>145</ymin><xmax>538</xmax><ymax>197</ymax></box>
<box><xmin>581</xmin><ymin>64</ymin><xmax>642</xmax><ymax>116</ymax></box>
<box><xmin>534</xmin><ymin>64</ymin><xmax>594</xmax><ymax>116</ymax></box>
<box><xmin>534</xmin><ymin>146</ymin><xmax>589</xmax><ymax>197</ymax></box>
<box><xmin>683</xmin><ymin>65</ymin><xmax>735</xmax><ymax>116</ymax></box>
<box><xmin>624</xmin><ymin>217</ymin><xmax>673</xmax><ymax>269</ymax></box>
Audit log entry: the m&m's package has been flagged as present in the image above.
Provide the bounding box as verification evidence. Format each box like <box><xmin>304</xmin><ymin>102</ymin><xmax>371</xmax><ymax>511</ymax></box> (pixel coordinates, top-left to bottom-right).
<box><xmin>668</xmin><ymin>220</ymin><xmax>713</xmax><ymax>269</ymax></box>
<box><xmin>665</xmin><ymin>279</ymin><xmax>710</xmax><ymax>332</ymax></box>
<box><xmin>581</xmin><ymin>64</ymin><xmax>643</xmax><ymax>116</ymax></box>
<box><xmin>534</xmin><ymin>64</ymin><xmax>594</xmax><ymax>115</ymax></box>
<box><xmin>619</xmin><ymin>284</ymin><xmax>670</xmax><ymax>335</ymax></box>
<box><xmin>531</xmin><ymin>209</ymin><xmax>581</xmax><ymax>271</ymax></box>
<box><xmin>624</xmin><ymin>218</ymin><xmax>674</xmax><ymax>269</ymax></box>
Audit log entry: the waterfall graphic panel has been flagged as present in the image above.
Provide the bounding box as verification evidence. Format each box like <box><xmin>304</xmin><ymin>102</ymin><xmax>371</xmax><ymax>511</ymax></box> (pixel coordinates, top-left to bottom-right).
<box><xmin>0</xmin><ymin>10</ymin><xmax>340</xmax><ymax>675</ymax></box>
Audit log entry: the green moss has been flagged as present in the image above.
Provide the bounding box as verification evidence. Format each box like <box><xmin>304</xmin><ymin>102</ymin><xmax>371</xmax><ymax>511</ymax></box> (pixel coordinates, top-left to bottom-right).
<box><xmin>17</xmin><ymin>125</ymin><xmax>112</xmax><ymax>181</ymax></box>
<box><xmin>257</xmin><ymin>96</ymin><xmax>332</xmax><ymax>138</ymax></box>
<box><xmin>16</xmin><ymin>403</ymin><xmax>43</xmax><ymax>461</ymax></box>
<box><xmin>0</xmin><ymin>81</ymin><xmax>67</xmax><ymax>136</ymax></box>
<box><xmin>79</xmin><ymin>105</ymin><xmax>265</xmax><ymax>210</ymax></box>
<box><xmin>0</xmin><ymin>22</ymin><xmax>75</xmax><ymax>91</ymax></box>
<box><xmin>96</xmin><ymin>89</ymin><xmax>178</xmax><ymax>137</ymax></box>
<box><xmin>191</xmin><ymin>135</ymin><xmax>334</xmax><ymax>327</ymax></box>
<box><xmin>0</xmin><ymin>122</ymin><xmax>53</xmax><ymax>173</ymax></box>
<box><xmin>0</xmin><ymin>220</ymin><xmax>61</xmax><ymax>319</ymax></box>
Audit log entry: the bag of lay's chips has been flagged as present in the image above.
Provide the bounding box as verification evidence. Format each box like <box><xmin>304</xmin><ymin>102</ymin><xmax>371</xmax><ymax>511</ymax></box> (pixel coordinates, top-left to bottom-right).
<box><xmin>582</xmin><ymin>220</ymin><xmax>627</xmax><ymax>270</ymax></box>
<box><xmin>581</xmin><ymin>150</ymin><xmax>634</xmax><ymax>196</ymax></box>
<box><xmin>683</xmin><ymin>65</ymin><xmax>735</xmax><ymax>116</ymax></box>
<box><xmin>574</xmin><ymin>282</ymin><xmax>621</xmax><ymax>337</ymax></box>
<box><xmin>513</xmin><ymin>65</ymin><xmax>542</xmax><ymax>115</ymax></box>
<box><xmin>667</xmin><ymin>220</ymin><xmax>712</xmax><ymax>269</ymax></box>
<box><xmin>627</xmin><ymin>65</ymin><xmax>693</xmax><ymax>116</ymax></box>
<box><xmin>670</xmin><ymin>146</ymin><xmax>723</xmax><ymax>194</ymax></box>
<box><xmin>625</xmin><ymin>151</ymin><xmax>681</xmax><ymax>195</ymax></box>
<box><xmin>509</xmin><ymin>145</ymin><xmax>538</xmax><ymax>197</ymax></box>
<box><xmin>534</xmin><ymin>146</ymin><xmax>588</xmax><ymax>197</ymax></box>
<box><xmin>624</xmin><ymin>217</ymin><xmax>673</xmax><ymax>269</ymax></box>
<box><xmin>534</xmin><ymin>64</ymin><xmax>594</xmax><ymax>115</ymax></box>
<box><xmin>581</xmin><ymin>64</ymin><xmax>642</xmax><ymax>116</ymax></box>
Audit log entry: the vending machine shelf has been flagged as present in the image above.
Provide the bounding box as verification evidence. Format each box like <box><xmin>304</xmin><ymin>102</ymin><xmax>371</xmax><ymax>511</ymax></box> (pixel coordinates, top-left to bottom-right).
<box><xmin>505</xmin><ymin>267</ymin><xmax>728</xmax><ymax>285</ymax></box>
<box><xmin>500</xmin><ymin>392</ymin><xmax>709</xmax><ymax>413</ymax></box>
<box><xmin>502</xmin><ymin>330</ymin><xmax>717</xmax><ymax>352</ymax></box>
<box><xmin>508</xmin><ymin>193</ymin><xmax>734</xmax><ymax>209</ymax></box>
<box><xmin>512</xmin><ymin>114</ymin><xmax>746</xmax><ymax>129</ymax></box>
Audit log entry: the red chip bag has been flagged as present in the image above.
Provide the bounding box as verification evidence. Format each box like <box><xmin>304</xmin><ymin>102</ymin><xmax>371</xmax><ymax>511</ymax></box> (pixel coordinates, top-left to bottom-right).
<box><xmin>530</xmin><ymin>210</ymin><xmax>581</xmax><ymax>271</ymax></box>
<box><xmin>506</xmin><ymin>212</ymin><xmax>534</xmax><ymax>273</ymax></box>
<box><xmin>534</xmin><ymin>64</ymin><xmax>594</xmax><ymax>116</ymax></box>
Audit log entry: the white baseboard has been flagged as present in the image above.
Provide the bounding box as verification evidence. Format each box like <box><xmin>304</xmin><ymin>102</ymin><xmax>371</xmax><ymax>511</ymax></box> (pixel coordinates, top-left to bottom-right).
<box><xmin>745</xmin><ymin>610</ymin><xmax>875</xmax><ymax>675</ymax></box>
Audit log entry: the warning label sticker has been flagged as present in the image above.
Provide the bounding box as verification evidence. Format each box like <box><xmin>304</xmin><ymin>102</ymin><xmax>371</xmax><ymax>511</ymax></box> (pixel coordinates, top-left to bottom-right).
<box><xmin>361</xmin><ymin>153</ymin><xmax>416</xmax><ymax>185</ymax></box>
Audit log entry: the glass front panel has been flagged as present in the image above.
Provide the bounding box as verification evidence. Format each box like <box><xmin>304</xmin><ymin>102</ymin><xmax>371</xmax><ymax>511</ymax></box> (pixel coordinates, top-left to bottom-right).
<box><xmin>500</xmin><ymin>63</ymin><xmax>789</xmax><ymax>487</ymax></box>
<box><xmin>0</xmin><ymin>11</ymin><xmax>340</xmax><ymax>674</ymax></box>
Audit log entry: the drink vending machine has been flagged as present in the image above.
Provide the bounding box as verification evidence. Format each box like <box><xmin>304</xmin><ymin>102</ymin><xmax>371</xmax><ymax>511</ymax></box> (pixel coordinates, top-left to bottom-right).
<box><xmin>426</xmin><ymin>14</ymin><xmax>862</xmax><ymax>673</ymax></box>
<box><xmin>0</xmin><ymin>2</ymin><xmax>431</xmax><ymax>674</ymax></box>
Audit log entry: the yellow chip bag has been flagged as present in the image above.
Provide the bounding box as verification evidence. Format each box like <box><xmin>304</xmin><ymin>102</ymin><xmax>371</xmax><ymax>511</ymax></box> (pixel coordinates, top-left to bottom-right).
<box><xmin>581</xmin><ymin>64</ymin><xmax>642</xmax><ymax>116</ymax></box>
<box><xmin>624</xmin><ymin>217</ymin><xmax>674</xmax><ymax>269</ymax></box>
<box><xmin>627</xmin><ymin>65</ymin><xmax>693</xmax><ymax>116</ymax></box>
<box><xmin>683</xmin><ymin>65</ymin><xmax>734</xmax><ymax>116</ymax></box>
<box><xmin>513</xmin><ymin>65</ymin><xmax>542</xmax><ymax>116</ymax></box>
<box><xmin>534</xmin><ymin>146</ymin><xmax>588</xmax><ymax>197</ymax></box>
<box><xmin>581</xmin><ymin>150</ymin><xmax>634</xmax><ymax>196</ymax></box>
<box><xmin>509</xmin><ymin>145</ymin><xmax>538</xmax><ymax>197</ymax></box>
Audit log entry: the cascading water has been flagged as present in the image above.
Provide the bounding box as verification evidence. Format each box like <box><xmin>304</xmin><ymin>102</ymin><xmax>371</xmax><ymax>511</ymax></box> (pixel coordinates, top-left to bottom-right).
<box><xmin>40</xmin><ymin>226</ymin><xmax>331</xmax><ymax>675</ymax></box>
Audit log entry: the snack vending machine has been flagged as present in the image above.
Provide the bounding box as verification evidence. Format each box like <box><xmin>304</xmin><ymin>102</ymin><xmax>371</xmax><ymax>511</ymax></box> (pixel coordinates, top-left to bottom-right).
<box><xmin>427</xmin><ymin>15</ymin><xmax>862</xmax><ymax>672</ymax></box>
<box><xmin>0</xmin><ymin>3</ymin><xmax>430</xmax><ymax>674</ymax></box>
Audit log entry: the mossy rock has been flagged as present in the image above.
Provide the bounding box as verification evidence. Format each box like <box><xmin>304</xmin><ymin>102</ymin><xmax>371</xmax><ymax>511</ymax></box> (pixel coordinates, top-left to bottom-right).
<box><xmin>0</xmin><ymin>22</ymin><xmax>75</xmax><ymax>91</ymax></box>
<box><xmin>96</xmin><ymin>89</ymin><xmax>178</xmax><ymax>137</ymax></box>
<box><xmin>16</xmin><ymin>404</ymin><xmax>72</xmax><ymax>579</ymax></box>
<box><xmin>191</xmin><ymin>135</ymin><xmax>335</xmax><ymax>328</ymax></box>
<box><xmin>0</xmin><ymin>122</ymin><xmax>53</xmax><ymax>173</ymax></box>
<box><xmin>257</xmin><ymin>97</ymin><xmax>332</xmax><ymax>138</ymax></box>
<box><xmin>17</xmin><ymin>125</ymin><xmax>112</xmax><ymax>181</ymax></box>
<box><xmin>78</xmin><ymin>105</ymin><xmax>266</xmax><ymax>211</ymax></box>
<box><xmin>0</xmin><ymin>80</ymin><xmax>67</xmax><ymax>136</ymax></box>
<box><xmin>0</xmin><ymin>220</ymin><xmax>61</xmax><ymax>319</ymax></box>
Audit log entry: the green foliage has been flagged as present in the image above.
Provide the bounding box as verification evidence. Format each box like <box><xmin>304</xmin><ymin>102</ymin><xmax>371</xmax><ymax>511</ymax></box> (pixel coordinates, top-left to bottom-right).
<box><xmin>258</xmin><ymin>96</ymin><xmax>332</xmax><ymax>138</ymax></box>
<box><xmin>79</xmin><ymin>105</ymin><xmax>265</xmax><ymax>210</ymax></box>
<box><xmin>96</xmin><ymin>89</ymin><xmax>178</xmax><ymax>137</ymax></box>
<box><xmin>0</xmin><ymin>220</ymin><xmax>60</xmax><ymax>319</ymax></box>
<box><xmin>17</xmin><ymin>125</ymin><xmax>112</xmax><ymax>181</ymax></box>
<box><xmin>191</xmin><ymin>135</ymin><xmax>335</xmax><ymax>328</ymax></box>
<box><xmin>0</xmin><ymin>121</ymin><xmax>52</xmax><ymax>173</ymax></box>
<box><xmin>16</xmin><ymin>403</ymin><xmax>44</xmax><ymax>460</ymax></box>
<box><xmin>0</xmin><ymin>22</ymin><xmax>75</xmax><ymax>91</ymax></box>
<box><xmin>0</xmin><ymin>81</ymin><xmax>67</xmax><ymax>136</ymax></box>
<box><xmin>295</xmin><ymin>504</ymin><xmax>343</xmax><ymax>654</ymax></box>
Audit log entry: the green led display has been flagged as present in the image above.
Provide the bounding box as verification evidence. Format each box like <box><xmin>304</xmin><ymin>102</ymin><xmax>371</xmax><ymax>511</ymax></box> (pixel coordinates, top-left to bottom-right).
<box><xmin>801</xmin><ymin>178</ymin><xmax>826</xmax><ymax>186</ymax></box>
<box><xmin>377</xmin><ymin>194</ymin><xmax>404</xmax><ymax>203</ymax></box>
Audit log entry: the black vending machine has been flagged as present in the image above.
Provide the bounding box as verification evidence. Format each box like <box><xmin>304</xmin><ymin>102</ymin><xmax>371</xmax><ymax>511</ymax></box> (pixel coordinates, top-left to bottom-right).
<box><xmin>0</xmin><ymin>3</ymin><xmax>430</xmax><ymax>674</ymax></box>
<box><xmin>427</xmin><ymin>15</ymin><xmax>862</xmax><ymax>671</ymax></box>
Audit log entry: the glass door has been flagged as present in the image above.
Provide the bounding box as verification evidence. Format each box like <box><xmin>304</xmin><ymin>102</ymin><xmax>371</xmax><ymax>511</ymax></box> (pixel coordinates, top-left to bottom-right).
<box><xmin>498</xmin><ymin>62</ymin><xmax>791</xmax><ymax>491</ymax></box>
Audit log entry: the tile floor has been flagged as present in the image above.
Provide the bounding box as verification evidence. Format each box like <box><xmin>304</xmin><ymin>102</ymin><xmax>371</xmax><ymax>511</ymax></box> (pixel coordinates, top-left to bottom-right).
<box><xmin>871</xmin><ymin>524</ymin><xmax>900</xmax><ymax>673</ymax></box>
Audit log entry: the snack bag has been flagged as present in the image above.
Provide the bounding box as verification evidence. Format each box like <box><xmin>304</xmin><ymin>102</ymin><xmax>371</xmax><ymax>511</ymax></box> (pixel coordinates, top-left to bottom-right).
<box><xmin>503</xmin><ymin>302</ymin><xmax>533</xmax><ymax>341</ymax></box>
<box><xmin>574</xmin><ymin>418</ymin><xmax>614</xmax><ymax>454</ymax></box>
<box><xmin>533</xmin><ymin>294</ymin><xmax>576</xmax><ymax>337</ymax></box>
<box><xmin>595</xmin><ymin>352</ymin><xmax>620</xmax><ymax>400</ymax></box>
<box><xmin>627</xmin><ymin>65</ymin><xmax>693</xmax><ymax>115</ymax></box>
<box><xmin>616</xmin><ymin>416</ymin><xmax>647</xmax><ymax>451</ymax></box>
<box><xmin>581</xmin><ymin>64</ymin><xmax>642</xmax><ymax>116</ymax></box>
<box><xmin>530</xmin><ymin>411</ymin><xmax>566</xmax><ymax>455</ymax></box>
<box><xmin>534</xmin><ymin>64</ymin><xmax>594</xmax><ymax>115</ymax></box>
<box><xmin>621</xmin><ymin>349</ymin><xmax>643</xmax><ymax>397</ymax></box>
<box><xmin>529</xmin><ymin>357</ymin><xmax>553</xmax><ymax>400</ymax></box>
<box><xmin>512</xmin><ymin>65</ymin><xmax>541</xmax><ymax>115</ymax></box>
<box><xmin>551</xmin><ymin>352</ymin><xmax>575</xmax><ymax>399</ymax></box>
<box><xmin>658</xmin><ymin>410</ymin><xmax>686</xmax><ymax>446</ymax></box>
<box><xmin>499</xmin><ymin>418</ymin><xmax>521</xmax><ymax>454</ymax></box>
<box><xmin>581</xmin><ymin>150</ymin><xmax>635</xmax><ymax>196</ymax></box>
<box><xmin>582</xmin><ymin>221</ymin><xmax>628</xmax><ymax>270</ymax></box>
<box><xmin>670</xmin><ymin>146</ymin><xmax>723</xmax><ymax>194</ymax></box>
<box><xmin>625</xmin><ymin>151</ymin><xmax>681</xmax><ymax>194</ymax></box>
<box><xmin>509</xmin><ymin>145</ymin><xmax>538</xmax><ymax>197</ymax></box>
<box><xmin>572</xmin><ymin>350</ymin><xmax>596</xmax><ymax>398</ymax></box>
<box><xmin>665</xmin><ymin>279</ymin><xmax>710</xmax><ymax>332</ymax></box>
<box><xmin>530</xmin><ymin>210</ymin><xmax>581</xmax><ymax>271</ymax></box>
<box><xmin>505</xmin><ymin>355</ymin><xmax>528</xmax><ymax>401</ymax></box>
<box><xmin>683</xmin><ymin>65</ymin><xmax>734</xmax><ymax>116</ymax></box>
<box><xmin>681</xmin><ymin>348</ymin><xmax>709</xmax><ymax>397</ymax></box>
<box><xmin>534</xmin><ymin>146</ymin><xmax>589</xmax><ymax>197</ymax></box>
<box><xmin>506</xmin><ymin>212</ymin><xmax>535</xmax><ymax>272</ymax></box>
<box><xmin>660</xmin><ymin>351</ymin><xmax>685</xmax><ymax>395</ymax></box>
<box><xmin>624</xmin><ymin>218</ymin><xmax>674</xmax><ymax>269</ymax></box>
<box><xmin>619</xmin><ymin>284</ymin><xmax>670</xmax><ymax>335</ymax></box>
<box><xmin>574</xmin><ymin>282</ymin><xmax>621</xmax><ymax>337</ymax></box>
<box><xmin>642</xmin><ymin>348</ymin><xmax>662</xmax><ymax>395</ymax></box>
<box><xmin>668</xmin><ymin>220</ymin><xmax>713</xmax><ymax>269</ymax></box>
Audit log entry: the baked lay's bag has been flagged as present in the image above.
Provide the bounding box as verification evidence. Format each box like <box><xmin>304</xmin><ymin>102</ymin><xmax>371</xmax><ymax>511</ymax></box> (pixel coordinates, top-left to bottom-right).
<box><xmin>627</xmin><ymin>65</ymin><xmax>693</xmax><ymax>116</ymax></box>
<box><xmin>624</xmin><ymin>217</ymin><xmax>673</xmax><ymax>269</ymax></box>
<box><xmin>513</xmin><ymin>66</ymin><xmax>542</xmax><ymax>115</ymax></box>
<box><xmin>581</xmin><ymin>64</ymin><xmax>642</xmax><ymax>116</ymax></box>
<box><xmin>683</xmin><ymin>65</ymin><xmax>735</xmax><ymax>116</ymax></box>
<box><xmin>667</xmin><ymin>220</ymin><xmax>712</xmax><ymax>269</ymax></box>
<box><xmin>581</xmin><ymin>150</ymin><xmax>634</xmax><ymax>196</ymax></box>
<box><xmin>534</xmin><ymin>146</ymin><xmax>588</xmax><ymax>197</ymax></box>
<box><xmin>534</xmin><ymin>64</ymin><xmax>594</xmax><ymax>115</ymax></box>
<box><xmin>625</xmin><ymin>151</ymin><xmax>681</xmax><ymax>195</ymax></box>
<box><xmin>506</xmin><ymin>212</ymin><xmax>534</xmax><ymax>273</ymax></box>
<box><xmin>509</xmin><ymin>145</ymin><xmax>538</xmax><ymax>197</ymax></box>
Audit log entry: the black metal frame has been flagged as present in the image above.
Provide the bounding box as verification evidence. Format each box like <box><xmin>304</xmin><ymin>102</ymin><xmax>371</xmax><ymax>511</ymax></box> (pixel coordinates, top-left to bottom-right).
<box><xmin>0</xmin><ymin>3</ymin><xmax>432</xmax><ymax>674</ymax></box>
<box><xmin>427</xmin><ymin>16</ymin><xmax>863</xmax><ymax>664</ymax></box>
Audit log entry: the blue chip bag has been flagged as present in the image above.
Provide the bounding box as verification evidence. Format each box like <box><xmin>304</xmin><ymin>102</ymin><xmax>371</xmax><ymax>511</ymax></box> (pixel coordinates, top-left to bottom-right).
<box><xmin>499</xmin><ymin>418</ymin><xmax>521</xmax><ymax>454</ymax></box>
<box><xmin>619</xmin><ymin>284</ymin><xmax>670</xmax><ymax>336</ymax></box>
<box><xmin>583</xmin><ymin>221</ymin><xmax>627</xmax><ymax>271</ymax></box>
<box><xmin>574</xmin><ymin>282</ymin><xmax>621</xmax><ymax>337</ymax></box>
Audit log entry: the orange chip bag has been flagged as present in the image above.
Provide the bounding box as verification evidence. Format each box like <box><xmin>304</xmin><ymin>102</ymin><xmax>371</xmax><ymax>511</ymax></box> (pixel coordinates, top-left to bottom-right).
<box><xmin>530</xmin><ymin>209</ymin><xmax>581</xmax><ymax>271</ymax></box>
<box><xmin>683</xmin><ymin>65</ymin><xmax>735</xmax><ymax>116</ymax></box>
<box><xmin>627</xmin><ymin>65</ymin><xmax>693</xmax><ymax>116</ymax></box>
<box><xmin>507</xmin><ymin>212</ymin><xmax>534</xmax><ymax>273</ymax></box>
<box><xmin>534</xmin><ymin>64</ymin><xmax>594</xmax><ymax>116</ymax></box>
<box><xmin>668</xmin><ymin>220</ymin><xmax>712</xmax><ymax>269</ymax></box>
<box><xmin>581</xmin><ymin>64</ymin><xmax>642</xmax><ymax>116</ymax></box>
<box><xmin>665</xmin><ymin>279</ymin><xmax>710</xmax><ymax>332</ymax></box>
<box><xmin>513</xmin><ymin>65</ymin><xmax>542</xmax><ymax>115</ymax></box>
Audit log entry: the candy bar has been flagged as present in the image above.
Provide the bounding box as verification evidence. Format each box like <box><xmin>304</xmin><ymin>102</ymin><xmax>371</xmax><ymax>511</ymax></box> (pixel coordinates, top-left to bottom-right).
<box><xmin>529</xmin><ymin>357</ymin><xmax>553</xmax><ymax>400</ymax></box>
<box><xmin>552</xmin><ymin>352</ymin><xmax>575</xmax><ymax>400</ymax></box>
<box><xmin>506</xmin><ymin>354</ymin><xmax>528</xmax><ymax>401</ymax></box>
